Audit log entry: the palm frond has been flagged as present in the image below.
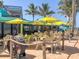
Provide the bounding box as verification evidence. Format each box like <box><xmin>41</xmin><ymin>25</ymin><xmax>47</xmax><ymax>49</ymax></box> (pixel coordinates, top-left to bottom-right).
<box><xmin>38</xmin><ymin>3</ymin><xmax>54</xmax><ymax>17</ymax></box>
<box><xmin>25</xmin><ymin>3</ymin><xmax>38</xmax><ymax>21</ymax></box>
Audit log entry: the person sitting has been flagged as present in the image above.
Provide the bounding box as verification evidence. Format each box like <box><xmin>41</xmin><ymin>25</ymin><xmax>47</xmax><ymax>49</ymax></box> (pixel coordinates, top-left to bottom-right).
<box><xmin>14</xmin><ymin>34</ymin><xmax>27</xmax><ymax>56</ymax></box>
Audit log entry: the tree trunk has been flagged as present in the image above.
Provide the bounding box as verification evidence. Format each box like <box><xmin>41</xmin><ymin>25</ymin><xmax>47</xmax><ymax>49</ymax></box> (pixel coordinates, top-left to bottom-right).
<box><xmin>72</xmin><ymin>0</ymin><xmax>77</xmax><ymax>34</ymax></box>
<box><xmin>33</xmin><ymin>14</ymin><xmax>34</xmax><ymax>21</ymax></box>
<box><xmin>64</xmin><ymin>0</ymin><xmax>67</xmax><ymax>5</ymax></box>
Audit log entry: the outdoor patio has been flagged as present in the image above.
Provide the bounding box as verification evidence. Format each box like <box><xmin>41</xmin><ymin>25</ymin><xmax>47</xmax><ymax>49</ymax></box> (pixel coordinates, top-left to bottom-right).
<box><xmin>0</xmin><ymin>40</ymin><xmax>79</xmax><ymax>59</ymax></box>
<box><xmin>0</xmin><ymin>0</ymin><xmax>79</xmax><ymax>59</ymax></box>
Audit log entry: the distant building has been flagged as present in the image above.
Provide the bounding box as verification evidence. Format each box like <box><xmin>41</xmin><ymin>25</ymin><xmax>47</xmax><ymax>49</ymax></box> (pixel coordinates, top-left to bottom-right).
<box><xmin>0</xmin><ymin>0</ymin><xmax>23</xmax><ymax>38</ymax></box>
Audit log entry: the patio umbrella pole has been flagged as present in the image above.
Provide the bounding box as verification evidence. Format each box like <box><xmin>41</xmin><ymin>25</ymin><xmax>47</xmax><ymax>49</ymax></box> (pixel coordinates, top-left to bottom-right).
<box><xmin>11</xmin><ymin>24</ymin><xmax>13</xmax><ymax>35</ymax></box>
<box><xmin>1</xmin><ymin>23</ymin><xmax>4</xmax><ymax>38</ymax></box>
<box><xmin>20</xmin><ymin>24</ymin><xmax>23</xmax><ymax>35</ymax></box>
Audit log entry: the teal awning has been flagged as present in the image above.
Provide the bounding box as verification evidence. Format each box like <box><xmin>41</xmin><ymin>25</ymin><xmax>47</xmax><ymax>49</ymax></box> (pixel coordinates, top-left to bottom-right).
<box><xmin>0</xmin><ymin>8</ymin><xmax>16</xmax><ymax>22</ymax></box>
<box><xmin>0</xmin><ymin>8</ymin><xmax>10</xmax><ymax>16</ymax></box>
<box><xmin>0</xmin><ymin>17</ymin><xmax>16</xmax><ymax>22</ymax></box>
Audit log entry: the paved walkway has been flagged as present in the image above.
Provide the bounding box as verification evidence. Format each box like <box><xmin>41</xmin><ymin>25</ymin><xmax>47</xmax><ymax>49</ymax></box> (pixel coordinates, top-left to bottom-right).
<box><xmin>0</xmin><ymin>40</ymin><xmax>79</xmax><ymax>59</ymax></box>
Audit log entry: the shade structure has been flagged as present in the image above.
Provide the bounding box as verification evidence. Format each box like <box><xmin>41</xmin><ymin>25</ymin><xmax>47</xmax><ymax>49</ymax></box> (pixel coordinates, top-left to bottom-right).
<box><xmin>45</xmin><ymin>23</ymin><xmax>51</xmax><ymax>26</ymax></box>
<box><xmin>0</xmin><ymin>17</ymin><xmax>15</xmax><ymax>22</ymax></box>
<box><xmin>30</xmin><ymin>20</ymin><xmax>52</xmax><ymax>26</ymax></box>
<box><xmin>53</xmin><ymin>21</ymin><xmax>66</xmax><ymax>26</ymax></box>
<box><xmin>30</xmin><ymin>21</ymin><xmax>45</xmax><ymax>26</ymax></box>
<box><xmin>39</xmin><ymin>16</ymin><xmax>59</xmax><ymax>23</ymax></box>
<box><xmin>5</xmin><ymin>18</ymin><xmax>29</xmax><ymax>35</ymax></box>
<box><xmin>0</xmin><ymin>8</ymin><xmax>10</xmax><ymax>17</ymax></box>
<box><xmin>5</xmin><ymin>18</ymin><xmax>28</xmax><ymax>24</ymax></box>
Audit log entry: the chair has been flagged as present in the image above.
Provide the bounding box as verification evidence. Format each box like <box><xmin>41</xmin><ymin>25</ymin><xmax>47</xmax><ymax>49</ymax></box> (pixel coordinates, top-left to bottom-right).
<box><xmin>49</xmin><ymin>31</ymin><xmax>62</xmax><ymax>53</ymax></box>
<box><xmin>3</xmin><ymin>35</ymin><xmax>13</xmax><ymax>51</ymax></box>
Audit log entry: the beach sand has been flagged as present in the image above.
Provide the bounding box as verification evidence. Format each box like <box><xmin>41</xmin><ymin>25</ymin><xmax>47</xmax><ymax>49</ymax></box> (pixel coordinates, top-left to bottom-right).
<box><xmin>0</xmin><ymin>40</ymin><xmax>79</xmax><ymax>59</ymax></box>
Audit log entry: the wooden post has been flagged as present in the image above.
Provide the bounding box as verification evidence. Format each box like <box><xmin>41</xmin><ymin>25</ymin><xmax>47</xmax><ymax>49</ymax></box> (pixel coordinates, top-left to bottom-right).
<box><xmin>51</xmin><ymin>44</ymin><xmax>53</xmax><ymax>53</ymax></box>
<box><xmin>20</xmin><ymin>24</ymin><xmax>23</xmax><ymax>35</ymax></box>
<box><xmin>42</xmin><ymin>40</ymin><xmax>46</xmax><ymax>59</ymax></box>
<box><xmin>62</xmin><ymin>38</ymin><xmax>64</xmax><ymax>50</ymax></box>
<box><xmin>62</xmin><ymin>31</ymin><xmax>64</xmax><ymax>50</ymax></box>
<box><xmin>10</xmin><ymin>40</ymin><xmax>13</xmax><ymax>59</ymax></box>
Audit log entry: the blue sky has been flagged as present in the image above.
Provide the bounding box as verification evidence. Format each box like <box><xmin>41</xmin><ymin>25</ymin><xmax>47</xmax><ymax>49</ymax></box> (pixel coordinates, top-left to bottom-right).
<box><xmin>3</xmin><ymin>0</ymin><xmax>79</xmax><ymax>27</ymax></box>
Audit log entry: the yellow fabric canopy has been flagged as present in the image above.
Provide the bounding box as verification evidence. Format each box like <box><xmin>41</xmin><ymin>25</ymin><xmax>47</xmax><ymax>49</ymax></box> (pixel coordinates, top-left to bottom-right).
<box><xmin>31</xmin><ymin>21</ymin><xmax>44</xmax><ymax>25</ymax></box>
<box><xmin>31</xmin><ymin>21</ymin><xmax>52</xmax><ymax>26</ymax></box>
<box><xmin>5</xmin><ymin>18</ymin><xmax>29</xmax><ymax>35</ymax></box>
<box><xmin>45</xmin><ymin>23</ymin><xmax>51</xmax><ymax>25</ymax></box>
<box><xmin>5</xmin><ymin>18</ymin><xmax>28</xmax><ymax>24</ymax></box>
<box><xmin>53</xmin><ymin>21</ymin><xmax>66</xmax><ymax>26</ymax></box>
<box><xmin>39</xmin><ymin>16</ymin><xmax>59</xmax><ymax>23</ymax></box>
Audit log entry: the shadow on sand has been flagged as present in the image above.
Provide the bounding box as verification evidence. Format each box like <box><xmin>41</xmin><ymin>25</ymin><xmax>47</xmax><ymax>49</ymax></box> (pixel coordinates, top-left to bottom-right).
<box><xmin>26</xmin><ymin>54</ymin><xmax>36</xmax><ymax>59</ymax></box>
<box><xmin>61</xmin><ymin>45</ymin><xmax>79</xmax><ymax>59</ymax></box>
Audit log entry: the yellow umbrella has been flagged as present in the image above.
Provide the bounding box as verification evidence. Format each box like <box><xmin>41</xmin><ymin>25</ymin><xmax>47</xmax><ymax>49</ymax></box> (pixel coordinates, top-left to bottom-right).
<box><xmin>31</xmin><ymin>21</ymin><xmax>52</xmax><ymax>26</ymax></box>
<box><xmin>5</xmin><ymin>18</ymin><xmax>28</xmax><ymax>24</ymax></box>
<box><xmin>53</xmin><ymin>21</ymin><xmax>66</xmax><ymax>26</ymax></box>
<box><xmin>45</xmin><ymin>23</ymin><xmax>51</xmax><ymax>26</ymax></box>
<box><xmin>39</xmin><ymin>16</ymin><xmax>59</xmax><ymax>23</ymax></box>
<box><xmin>31</xmin><ymin>21</ymin><xmax>44</xmax><ymax>25</ymax></box>
<box><xmin>5</xmin><ymin>18</ymin><xmax>29</xmax><ymax>34</ymax></box>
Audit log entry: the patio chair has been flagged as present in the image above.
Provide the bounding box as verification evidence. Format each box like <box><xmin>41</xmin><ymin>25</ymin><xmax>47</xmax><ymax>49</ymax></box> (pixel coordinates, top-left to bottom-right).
<box><xmin>3</xmin><ymin>35</ymin><xmax>13</xmax><ymax>52</ymax></box>
<box><xmin>24</xmin><ymin>34</ymin><xmax>33</xmax><ymax>43</ymax></box>
<box><xmin>64</xmin><ymin>31</ymin><xmax>69</xmax><ymax>40</ymax></box>
<box><xmin>33</xmin><ymin>32</ymin><xmax>39</xmax><ymax>41</ymax></box>
<box><xmin>49</xmin><ymin>31</ymin><xmax>62</xmax><ymax>53</ymax></box>
<box><xmin>35</xmin><ymin>32</ymin><xmax>50</xmax><ymax>50</ymax></box>
<box><xmin>33</xmin><ymin>32</ymin><xmax>43</xmax><ymax>49</ymax></box>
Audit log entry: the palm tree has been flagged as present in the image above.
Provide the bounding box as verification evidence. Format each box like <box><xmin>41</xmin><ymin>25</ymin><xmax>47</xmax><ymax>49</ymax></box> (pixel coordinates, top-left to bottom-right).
<box><xmin>25</xmin><ymin>3</ymin><xmax>38</xmax><ymax>21</ymax></box>
<box><xmin>59</xmin><ymin>0</ymin><xmax>78</xmax><ymax>34</ymax></box>
<box><xmin>58</xmin><ymin>0</ymin><xmax>72</xmax><ymax>23</ymax></box>
<box><xmin>72</xmin><ymin>0</ymin><xmax>77</xmax><ymax>33</ymax></box>
<box><xmin>38</xmin><ymin>3</ymin><xmax>55</xmax><ymax>17</ymax></box>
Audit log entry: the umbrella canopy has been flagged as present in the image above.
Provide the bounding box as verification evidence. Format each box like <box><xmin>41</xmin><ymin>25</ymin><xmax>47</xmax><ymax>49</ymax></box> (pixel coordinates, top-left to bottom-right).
<box><xmin>45</xmin><ymin>23</ymin><xmax>51</xmax><ymax>26</ymax></box>
<box><xmin>53</xmin><ymin>21</ymin><xmax>66</xmax><ymax>26</ymax></box>
<box><xmin>5</xmin><ymin>18</ymin><xmax>29</xmax><ymax>35</ymax></box>
<box><xmin>5</xmin><ymin>18</ymin><xmax>29</xmax><ymax>24</ymax></box>
<box><xmin>30</xmin><ymin>21</ymin><xmax>45</xmax><ymax>25</ymax></box>
<box><xmin>30</xmin><ymin>21</ymin><xmax>52</xmax><ymax>26</ymax></box>
<box><xmin>39</xmin><ymin>16</ymin><xmax>59</xmax><ymax>23</ymax></box>
<box><xmin>0</xmin><ymin>17</ymin><xmax>15</xmax><ymax>22</ymax></box>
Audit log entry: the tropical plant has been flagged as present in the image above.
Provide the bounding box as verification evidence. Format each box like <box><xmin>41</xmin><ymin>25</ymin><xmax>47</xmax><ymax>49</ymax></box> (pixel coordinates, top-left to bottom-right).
<box><xmin>25</xmin><ymin>3</ymin><xmax>38</xmax><ymax>21</ymax></box>
<box><xmin>58</xmin><ymin>0</ymin><xmax>79</xmax><ymax>33</ymax></box>
<box><xmin>58</xmin><ymin>0</ymin><xmax>72</xmax><ymax>23</ymax></box>
<box><xmin>38</xmin><ymin>3</ymin><xmax>55</xmax><ymax>17</ymax></box>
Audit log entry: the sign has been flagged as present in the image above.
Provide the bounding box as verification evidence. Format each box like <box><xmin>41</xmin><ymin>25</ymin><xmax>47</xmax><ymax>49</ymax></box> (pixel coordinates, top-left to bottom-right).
<box><xmin>1</xmin><ymin>5</ymin><xmax>22</xmax><ymax>17</ymax></box>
